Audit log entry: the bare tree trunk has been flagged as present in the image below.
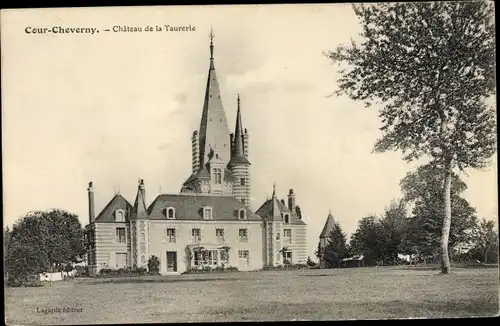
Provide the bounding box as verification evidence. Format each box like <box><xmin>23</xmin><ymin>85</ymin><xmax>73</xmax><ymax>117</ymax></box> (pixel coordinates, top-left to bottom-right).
<box><xmin>484</xmin><ymin>246</ymin><xmax>490</xmax><ymax>264</ymax></box>
<box><xmin>440</xmin><ymin>162</ymin><xmax>452</xmax><ymax>274</ymax></box>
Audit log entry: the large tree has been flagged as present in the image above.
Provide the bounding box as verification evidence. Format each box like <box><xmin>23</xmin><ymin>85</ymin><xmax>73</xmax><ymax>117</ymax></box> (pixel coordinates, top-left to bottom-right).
<box><xmin>327</xmin><ymin>2</ymin><xmax>496</xmax><ymax>273</ymax></box>
<box><xmin>379</xmin><ymin>199</ymin><xmax>408</xmax><ymax>264</ymax></box>
<box><xmin>5</xmin><ymin>209</ymin><xmax>86</xmax><ymax>285</ymax></box>
<box><xmin>350</xmin><ymin>215</ymin><xmax>386</xmax><ymax>265</ymax></box>
<box><xmin>321</xmin><ymin>222</ymin><xmax>349</xmax><ymax>268</ymax></box>
<box><xmin>398</xmin><ymin>164</ymin><xmax>478</xmax><ymax>262</ymax></box>
<box><xmin>469</xmin><ymin>218</ymin><xmax>499</xmax><ymax>264</ymax></box>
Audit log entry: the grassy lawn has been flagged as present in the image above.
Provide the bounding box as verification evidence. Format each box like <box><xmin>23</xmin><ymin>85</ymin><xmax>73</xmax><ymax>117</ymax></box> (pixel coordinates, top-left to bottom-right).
<box><xmin>5</xmin><ymin>266</ymin><xmax>499</xmax><ymax>323</ymax></box>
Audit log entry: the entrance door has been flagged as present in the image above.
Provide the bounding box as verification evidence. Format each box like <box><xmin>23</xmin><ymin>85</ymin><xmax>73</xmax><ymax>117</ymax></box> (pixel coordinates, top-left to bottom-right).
<box><xmin>166</xmin><ymin>251</ymin><xmax>177</xmax><ymax>272</ymax></box>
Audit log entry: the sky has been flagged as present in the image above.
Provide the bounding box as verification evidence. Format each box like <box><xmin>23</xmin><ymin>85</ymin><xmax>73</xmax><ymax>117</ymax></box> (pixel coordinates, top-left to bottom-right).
<box><xmin>2</xmin><ymin>4</ymin><xmax>498</xmax><ymax>259</ymax></box>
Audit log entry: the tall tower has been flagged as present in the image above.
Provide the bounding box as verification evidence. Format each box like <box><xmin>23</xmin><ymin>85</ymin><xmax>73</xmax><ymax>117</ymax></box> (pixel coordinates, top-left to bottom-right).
<box><xmin>198</xmin><ymin>29</ymin><xmax>231</xmax><ymax>166</ymax></box>
<box><xmin>130</xmin><ymin>179</ymin><xmax>150</xmax><ymax>268</ymax></box>
<box><xmin>263</xmin><ymin>184</ymin><xmax>283</xmax><ymax>266</ymax></box>
<box><xmin>228</xmin><ymin>94</ymin><xmax>251</xmax><ymax>207</ymax></box>
<box><xmin>318</xmin><ymin>210</ymin><xmax>336</xmax><ymax>268</ymax></box>
<box><xmin>182</xmin><ymin>29</ymin><xmax>233</xmax><ymax>194</ymax></box>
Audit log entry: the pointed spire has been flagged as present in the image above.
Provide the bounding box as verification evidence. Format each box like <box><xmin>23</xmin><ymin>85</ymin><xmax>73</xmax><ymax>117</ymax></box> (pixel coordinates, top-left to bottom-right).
<box><xmin>209</xmin><ymin>28</ymin><xmax>214</xmax><ymax>62</ymax></box>
<box><xmin>320</xmin><ymin>210</ymin><xmax>336</xmax><ymax>238</ymax></box>
<box><xmin>271</xmin><ymin>183</ymin><xmax>282</xmax><ymax>221</ymax></box>
<box><xmin>228</xmin><ymin>94</ymin><xmax>250</xmax><ymax>166</ymax></box>
<box><xmin>197</xmin><ymin>28</ymin><xmax>230</xmax><ymax>167</ymax></box>
<box><xmin>131</xmin><ymin>178</ymin><xmax>148</xmax><ymax>219</ymax></box>
<box><xmin>233</xmin><ymin>94</ymin><xmax>244</xmax><ymax>157</ymax></box>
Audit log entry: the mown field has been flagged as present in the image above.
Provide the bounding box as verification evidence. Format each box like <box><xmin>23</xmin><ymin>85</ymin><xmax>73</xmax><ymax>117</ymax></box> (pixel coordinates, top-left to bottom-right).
<box><xmin>5</xmin><ymin>266</ymin><xmax>499</xmax><ymax>324</ymax></box>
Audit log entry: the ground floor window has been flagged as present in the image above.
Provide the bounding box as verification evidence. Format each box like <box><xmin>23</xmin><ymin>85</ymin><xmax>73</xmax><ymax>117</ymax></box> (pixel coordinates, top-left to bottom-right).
<box><xmin>193</xmin><ymin>249</ymin><xmax>218</xmax><ymax>267</ymax></box>
<box><xmin>285</xmin><ymin>251</ymin><xmax>293</xmax><ymax>264</ymax></box>
<box><xmin>115</xmin><ymin>252</ymin><xmax>127</xmax><ymax>268</ymax></box>
<box><xmin>238</xmin><ymin>250</ymin><xmax>250</xmax><ymax>265</ymax></box>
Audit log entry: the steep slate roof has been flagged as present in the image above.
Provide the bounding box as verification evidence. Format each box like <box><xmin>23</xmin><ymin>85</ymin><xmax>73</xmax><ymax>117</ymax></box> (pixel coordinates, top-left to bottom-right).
<box><xmin>319</xmin><ymin>212</ymin><xmax>336</xmax><ymax>238</ymax></box>
<box><xmin>255</xmin><ymin>189</ymin><xmax>306</xmax><ymax>225</ymax></box>
<box><xmin>198</xmin><ymin>30</ymin><xmax>231</xmax><ymax>167</ymax></box>
<box><xmin>130</xmin><ymin>180</ymin><xmax>148</xmax><ymax>220</ymax></box>
<box><xmin>94</xmin><ymin>194</ymin><xmax>133</xmax><ymax>223</ymax></box>
<box><xmin>228</xmin><ymin>95</ymin><xmax>250</xmax><ymax>167</ymax></box>
<box><xmin>147</xmin><ymin>194</ymin><xmax>261</xmax><ymax>221</ymax></box>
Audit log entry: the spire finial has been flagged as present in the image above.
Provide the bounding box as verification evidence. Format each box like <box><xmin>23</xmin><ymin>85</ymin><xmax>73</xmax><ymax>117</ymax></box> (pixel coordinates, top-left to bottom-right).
<box><xmin>237</xmin><ymin>94</ymin><xmax>240</xmax><ymax>106</ymax></box>
<box><xmin>329</xmin><ymin>208</ymin><xmax>332</xmax><ymax>215</ymax></box>
<box><xmin>209</xmin><ymin>28</ymin><xmax>214</xmax><ymax>61</ymax></box>
<box><xmin>272</xmin><ymin>183</ymin><xmax>276</xmax><ymax>198</ymax></box>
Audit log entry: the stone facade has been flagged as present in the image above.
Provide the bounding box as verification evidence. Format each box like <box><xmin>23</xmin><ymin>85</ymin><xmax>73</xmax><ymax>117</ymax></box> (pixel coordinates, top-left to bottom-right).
<box><xmin>84</xmin><ymin>31</ymin><xmax>308</xmax><ymax>276</ymax></box>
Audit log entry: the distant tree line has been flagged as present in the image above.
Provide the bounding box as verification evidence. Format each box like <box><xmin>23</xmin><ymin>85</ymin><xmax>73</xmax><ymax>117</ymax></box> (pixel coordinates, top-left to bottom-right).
<box><xmin>317</xmin><ymin>164</ymin><xmax>498</xmax><ymax>268</ymax></box>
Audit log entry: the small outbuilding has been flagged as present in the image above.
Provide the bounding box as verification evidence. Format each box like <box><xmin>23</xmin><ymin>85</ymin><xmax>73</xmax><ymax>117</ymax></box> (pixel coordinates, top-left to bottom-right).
<box><xmin>342</xmin><ymin>255</ymin><xmax>365</xmax><ymax>268</ymax></box>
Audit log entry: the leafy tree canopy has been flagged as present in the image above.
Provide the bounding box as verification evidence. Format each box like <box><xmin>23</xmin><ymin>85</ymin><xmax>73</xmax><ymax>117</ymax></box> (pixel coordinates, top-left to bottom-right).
<box><xmin>398</xmin><ymin>164</ymin><xmax>478</xmax><ymax>257</ymax></box>
<box><xmin>322</xmin><ymin>222</ymin><xmax>349</xmax><ymax>268</ymax></box>
<box><xmin>326</xmin><ymin>2</ymin><xmax>496</xmax><ymax>170</ymax></box>
<box><xmin>326</xmin><ymin>2</ymin><xmax>495</xmax><ymax>273</ymax></box>
<box><xmin>350</xmin><ymin>215</ymin><xmax>386</xmax><ymax>265</ymax></box>
<box><xmin>5</xmin><ymin>209</ymin><xmax>86</xmax><ymax>276</ymax></box>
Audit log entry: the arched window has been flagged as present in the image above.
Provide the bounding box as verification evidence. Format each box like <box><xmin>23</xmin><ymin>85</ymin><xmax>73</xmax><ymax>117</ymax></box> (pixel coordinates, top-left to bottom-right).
<box><xmin>284</xmin><ymin>214</ymin><xmax>290</xmax><ymax>224</ymax></box>
<box><xmin>203</xmin><ymin>206</ymin><xmax>213</xmax><ymax>220</ymax></box>
<box><xmin>239</xmin><ymin>209</ymin><xmax>246</xmax><ymax>220</ymax></box>
<box><xmin>276</xmin><ymin>233</ymin><xmax>280</xmax><ymax>240</ymax></box>
<box><xmin>141</xmin><ymin>255</ymin><xmax>146</xmax><ymax>264</ymax></box>
<box><xmin>165</xmin><ymin>207</ymin><xmax>175</xmax><ymax>219</ymax></box>
<box><xmin>140</xmin><ymin>232</ymin><xmax>145</xmax><ymax>242</ymax></box>
<box><xmin>115</xmin><ymin>209</ymin><xmax>125</xmax><ymax>222</ymax></box>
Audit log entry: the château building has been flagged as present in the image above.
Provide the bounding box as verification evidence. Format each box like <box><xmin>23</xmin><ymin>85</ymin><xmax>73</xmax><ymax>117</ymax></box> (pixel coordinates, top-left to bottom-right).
<box><xmin>85</xmin><ymin>32</ymin><xmax>308</xmax><ymax>275</ymax></box>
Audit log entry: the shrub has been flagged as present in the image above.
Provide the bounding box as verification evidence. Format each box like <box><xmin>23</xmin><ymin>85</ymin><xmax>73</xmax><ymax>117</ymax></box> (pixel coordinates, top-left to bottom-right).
<box><xmin>74</xmin><ymin>265</ymin><xmax>88</xmax><ymax>277</ymax></box>
<box><xmin>147</xmin><ymin>255</ymin><xmax>161</xmax><ymax>275</ymax></box>
<box><xmin>306</xmin><ymin>257</ymin><xmax>316</xmax><ymax>267</ymax></box>
<box><xmin>262</xmin><ymin>263</ymin><xmax>308</xmax><ymax>271</ymax></box>
<box><xmin>98</xmin><ymin>268</ymin><xmax>113</xmax><ymax>277</ymax></box>
<box><xmin>7</xmin><ymin>273</ymin><xmax>42</xmax><ymax>287</ymax></box>
<box><xmin>181</xmin><ymin>265</ymin><xmax>239</xmax><ymax>274</ymax></box>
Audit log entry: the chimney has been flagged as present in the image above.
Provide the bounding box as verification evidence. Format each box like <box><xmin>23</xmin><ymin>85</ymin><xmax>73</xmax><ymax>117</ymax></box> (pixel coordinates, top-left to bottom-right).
<box><xmin>88</xmin><ymin>181</ymin><xmax>95</xmax><ymax>224</ymax></box>
<box><xmin>288</xmin><ymin>189</ymin><xmax>296</xmax><ymax>211</ymax></box>
<box><xmin>295</xmin><ymin>206</ymin><xmax>302</xmax><ymax>220</ymax></box>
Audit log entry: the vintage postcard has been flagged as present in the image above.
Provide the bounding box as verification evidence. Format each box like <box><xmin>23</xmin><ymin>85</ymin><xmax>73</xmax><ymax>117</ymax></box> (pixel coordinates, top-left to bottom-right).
<box><xmin>2</xmin><ymin>3</ymin><xmax>498</xmax><ymax>324</ymax></box>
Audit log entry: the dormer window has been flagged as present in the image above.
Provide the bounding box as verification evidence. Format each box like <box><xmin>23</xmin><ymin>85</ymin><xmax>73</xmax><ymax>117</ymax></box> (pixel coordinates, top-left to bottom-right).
<box><xmin>284</xmin><ymin>213</ymin><xmax>290</xmax><ymax>224</ymax></box>
<box><xmin>203</xmin><ymin>206</ymin><xmax>213</xmax><ymax>220</ymax></box>
<box><xmin>214</xmin><ymin>168</ymin><xmax>222</xmax><ymax>184</ymax></box>
<box><xmin>164</xmin><ymin>207</ymin><xmax>176</xmax><ymax>219</ymax></box>
<box><xmin>238</xmin><ymin>209</ymin><xmax>246</xmax><ymax>220</ymax></box>
<box><xmin>115</xmin><ymin>209</ymin><xmax>125</xmax><ymax>222</ymax></box>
